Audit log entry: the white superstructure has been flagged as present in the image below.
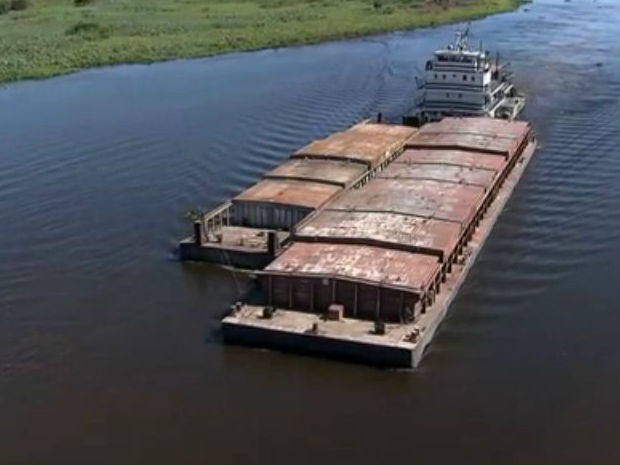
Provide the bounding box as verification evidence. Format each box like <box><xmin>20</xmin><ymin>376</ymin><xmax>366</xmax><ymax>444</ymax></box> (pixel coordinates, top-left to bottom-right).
<box><xmin>414</xmin><ymin>27</ymin><xmax>525</xmax><ymax>124</ymax></box>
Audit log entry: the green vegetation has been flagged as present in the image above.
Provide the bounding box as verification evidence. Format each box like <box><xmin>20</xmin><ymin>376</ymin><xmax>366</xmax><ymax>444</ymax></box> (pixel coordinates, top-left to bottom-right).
<box><xmin>0</xmin><ymin>0</ymin><xmax>522</xmax><ymax>84</ymax></box>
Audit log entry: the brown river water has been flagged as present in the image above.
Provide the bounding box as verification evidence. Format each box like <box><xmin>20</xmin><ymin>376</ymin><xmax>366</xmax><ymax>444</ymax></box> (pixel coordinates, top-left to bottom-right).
<box><xmin>0</xmin><ymin>0</ymin><xmax>618</xmax><ymax>463</ymax></box>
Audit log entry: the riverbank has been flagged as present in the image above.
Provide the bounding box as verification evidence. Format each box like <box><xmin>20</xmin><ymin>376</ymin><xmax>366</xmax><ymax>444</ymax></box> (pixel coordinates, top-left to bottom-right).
<box><xmin>0</xmin><ymin>0</ymin><xmax>524</xmax><ymax>85</ymax></box>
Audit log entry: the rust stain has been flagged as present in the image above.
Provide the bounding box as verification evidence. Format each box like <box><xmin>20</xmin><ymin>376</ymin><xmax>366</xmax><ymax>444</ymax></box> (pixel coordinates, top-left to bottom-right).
<box><xmin>259</xmin><ymin>117</ymin><xmax>533</xmax><ymax>301</ymax></box>
<box><xmin>264</xmin><ymin>159</ymin><xmax>366</xmax><ymax>188</ymax></box>
<box><xmin>233</xmin><ymin>179</ymin><xmax>341</xmax><ymax>209</ymax></box>
<box><xmin>296</xmin><ymin>210</ymin><xmax>461</xmax><ymax>260</ymax></box>
<box><xmin>407</xmin><ymin>117</ymin><xmax>531</xmax><ymax>158</ymax></box>
<box><xmin>266</xmin><ymin>242</ymin><xmax>440</xmax><ymax>291</ymax></box>
<box><xmin>398</xmin><ymin>148</ymin><xmax>506</xmax><ymax>172</ymax></box>
<box><xmin>293</xmin><ymin>123</ymin><xmax>416</xmax><ymax>168</ymax></box>
<box><xmin>379</xmin><ymin>163</ymin><xmax>498</xmax><ymax>188</ymax></box>
<box><xmin>327</xmin><ymin>178</ymin><xmax>485</xmax><ymax>225</ymax></box>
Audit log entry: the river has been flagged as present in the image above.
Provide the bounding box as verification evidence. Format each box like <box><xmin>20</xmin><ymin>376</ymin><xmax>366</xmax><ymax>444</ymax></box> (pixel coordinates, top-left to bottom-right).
<box><xmin>0</xmin><ymin>0</ymin><xmax>618</xmax><ymax>463</ymax></box>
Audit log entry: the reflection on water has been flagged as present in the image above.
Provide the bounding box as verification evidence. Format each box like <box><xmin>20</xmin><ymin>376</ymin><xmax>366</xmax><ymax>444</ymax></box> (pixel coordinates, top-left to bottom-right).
<box><xmin>0</xmin><ymin>1</ymin><xmax>618</xmax><ymax>464</ymax></box>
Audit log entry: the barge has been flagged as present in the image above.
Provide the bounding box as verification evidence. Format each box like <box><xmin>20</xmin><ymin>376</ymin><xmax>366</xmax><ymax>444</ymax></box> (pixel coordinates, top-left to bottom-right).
<box><xmin>179</xmin><ymin>122</ymin><xmax>416</xmax><ymax>268</ymax></box>
<box><xmin>220</xmin><ymin>117</ymin><xmax>536</xmax><ymax>367</ymax></box>
<box><xmin>178</xmin><ymin>29</ymin><xmax>536</xmax><ymax>368</ymax></box>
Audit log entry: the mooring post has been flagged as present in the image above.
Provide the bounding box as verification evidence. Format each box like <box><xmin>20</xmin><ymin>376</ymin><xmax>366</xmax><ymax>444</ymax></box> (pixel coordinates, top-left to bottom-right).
<box><xmin>193</xmin><ymin>221</ymin><xmax>203</xmax><ymax>246</ymax></box>
<box><xmin>267</xmin><ymin>231</ymin><xmax>278</xmax><ymax>255</ymax></box>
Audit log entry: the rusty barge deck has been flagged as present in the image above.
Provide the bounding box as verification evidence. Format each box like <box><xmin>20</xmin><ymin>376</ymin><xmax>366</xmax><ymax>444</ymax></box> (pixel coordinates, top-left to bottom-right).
<box><xmin>220</xmin><ymin>117</ymin><xmax>537</xmax><ymax>367</ymax></box>
<box><xmin>179</xmin><ymin>122</ymin><xmax>416</xmax><ymax>268</ymax></box>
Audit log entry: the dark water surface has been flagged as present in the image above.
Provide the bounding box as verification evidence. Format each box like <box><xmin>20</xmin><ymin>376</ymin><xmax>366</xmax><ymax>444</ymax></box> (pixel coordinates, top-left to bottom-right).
<box><xmin>1</xmin><ymin>1</ymin><xmax>619</xmax><ymax>464</ymax></box>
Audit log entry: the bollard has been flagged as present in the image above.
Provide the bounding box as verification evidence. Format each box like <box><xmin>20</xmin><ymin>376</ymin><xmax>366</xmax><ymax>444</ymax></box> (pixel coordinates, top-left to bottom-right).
<box><xmin>267</xmin><ymin>230</ymin><xmax>279</xmax><ymax>255</ymax></box>
<box><xmin>193</xmin><ymin>221</ymin><xmax>203</xmax><ymax>246</ymax></box>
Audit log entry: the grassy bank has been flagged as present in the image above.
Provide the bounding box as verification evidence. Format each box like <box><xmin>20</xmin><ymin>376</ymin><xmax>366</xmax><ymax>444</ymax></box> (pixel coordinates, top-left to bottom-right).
<box><xmin>0</xmin><ymin>0</ymin><xmax>523</xmax><ymax>84</ymax></box>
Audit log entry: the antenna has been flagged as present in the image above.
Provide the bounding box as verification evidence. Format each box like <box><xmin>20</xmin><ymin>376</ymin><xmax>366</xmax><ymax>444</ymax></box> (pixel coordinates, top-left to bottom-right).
<box><xmin>455</xmin><ymin>23</ymin><xmax>471</xmax><ymax>51</ymax></box>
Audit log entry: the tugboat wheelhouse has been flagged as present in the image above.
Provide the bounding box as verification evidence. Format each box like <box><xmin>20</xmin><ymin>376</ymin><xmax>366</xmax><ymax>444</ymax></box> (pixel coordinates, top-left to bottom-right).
<box><xmin>415</xmin><ymin>27</ymin><xmax>525</xmax><ymax>123</ymax></box>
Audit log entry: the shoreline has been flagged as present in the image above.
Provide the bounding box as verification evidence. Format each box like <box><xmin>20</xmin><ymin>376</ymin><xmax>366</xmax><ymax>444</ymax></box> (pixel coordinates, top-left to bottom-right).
<box><xmin>0</xmin><ymin>0</ymin><xmax>525</xmax><ymax>86</ymax></box>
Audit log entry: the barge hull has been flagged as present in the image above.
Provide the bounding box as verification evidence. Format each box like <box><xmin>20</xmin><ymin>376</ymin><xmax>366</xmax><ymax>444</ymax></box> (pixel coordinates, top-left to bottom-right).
<box><xmin>222</xmin><ymin>140</ymin><xmax>536</xmax><ymax>368</ymax></box>
<box><xmin>222</xmin><ymin>320</ymin><xmax>415</xmax><ymax>367</ymax></box>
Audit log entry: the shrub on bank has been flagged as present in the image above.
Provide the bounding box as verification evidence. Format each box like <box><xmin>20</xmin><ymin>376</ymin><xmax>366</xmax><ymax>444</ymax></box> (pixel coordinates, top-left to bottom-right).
<box><xmin>0</xmin><ymin>0</ymin><xmax>526</xmax><ymax>84</ymax></box>
<box><xmin>0</xmin><ymin>0</ymin><xmax>29</xmax><ymax>14</ymax></box>
<box><xmin>66</xmin><ymin>21</ymin><xmax>110</xmax><ymax>40</ymax></box>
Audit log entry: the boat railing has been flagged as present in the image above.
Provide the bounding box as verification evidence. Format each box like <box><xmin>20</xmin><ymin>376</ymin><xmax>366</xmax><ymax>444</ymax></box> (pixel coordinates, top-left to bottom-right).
<box><xmin>198</xmin><ymin>202</ymin><xmax>235</xmax><ymax>242</ymax></box>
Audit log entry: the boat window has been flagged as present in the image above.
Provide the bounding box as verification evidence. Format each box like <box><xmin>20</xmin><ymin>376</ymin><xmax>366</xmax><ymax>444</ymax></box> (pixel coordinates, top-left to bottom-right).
<box><xmin>471</xmin><ymin>76</ymin><xmax>475</xmax><ymax>81</ymax></box>
<box><xmin>434</xmin><ymin>73</ymin><xmax>438</xmax><ymax>79</ymax></box>
<box><xmin>458</xmin><ymin>93</ymin><xmax>462</xmax><ymax>98</ymax></box>
<box><xmin>442</xmin><ymin>74</ymin><xmax>446</xmax><ymax>79</ymax></box>
<box><xmin>463</xmin><ymin>74</ymin><xmax>467</xmax><ymax>81</ymax></box>
<box><xmin>452</xmin><ymin>74</ymin><xmax>456</xmax><ymax>78</ymax></box>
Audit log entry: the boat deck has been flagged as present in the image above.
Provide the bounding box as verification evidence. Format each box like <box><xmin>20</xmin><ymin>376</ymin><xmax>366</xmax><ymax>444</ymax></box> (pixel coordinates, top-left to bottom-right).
<box><xmin>179</xmin><ymin>121</ymin><xmax>417</xmax><ymax>266</ymax></box>
<box><xmin>222</xmin><ymin>139</ymin><xmax>537</xmax><ymax>367</ymax></box>
<box><xmin>199</xmin><ymin>226</ymin><xmax>288</xmax><ymax>252</ymax></box>
<box><xmin>179</xmin><ymin>227</ymin><xmax>290</xmax><ymax>268</ymax></box>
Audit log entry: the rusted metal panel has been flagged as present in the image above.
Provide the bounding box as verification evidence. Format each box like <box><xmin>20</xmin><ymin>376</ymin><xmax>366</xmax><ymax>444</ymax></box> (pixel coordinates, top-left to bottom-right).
<box><xmin>408</xmin><ymin>132</ymin><xmax>515</xmax><ymax>157</ymax></box>
<box><xmin>231</xmin><ymin>177</ymin><xmax>342</xmax><ymax>229</ymax></box>
<box><xmin>326</xmin><ymin>178</ymin><xmax>485</xmax><ymax>226</ymax></box>
<box><xmin>271</xmin><ymin>275</ymin><xmax>290</xmax><ymax>309</ymax></box>
<box><xmin>292</xmin><ymin>277</ymin><xmax>313</xmax><ymax>312</ymax></box>
<box><xmin>292</xmin><ymin>123</ymin><xmax>417</xmax><ymax>168</ymax></box>
<box><xmin>357</xmin><ymin>284</ymin><xmax>380</xmax><ymax>321</ymax></box>
<box><xmin>265</xmin><ymin>242</ymin><xmax>440</xmax><ymax>292</ymax></box>
<box><xmin>233</xmin><ymin>179</ymin><xmax>341</xmax><ymax>209</ymax></box>
<box><xmin>313</xmin><ymin>276</ymin><xmax>333</xmax><ymax>311</ymax></box>
<box><xmin>347</xmin><ymin>122</ymin><xmax>418</xmax><ymax>139</ymax></box>
<box><xmin>380</xmin><ymin>288</ymin><xmax>407</xmax><ymax>322</ymax></box>
<box><xmin>335</xmin><ymin>280</ymin><xmax>356</xmax><ymax>317</ymax></box>
<box><xmin>379</xmin><ymin>162</ymin><xmax>498</xmax><ymax>188</ymax></box>
<box><xmin>406</xmin><ymin>117</ymin><xmax>530</xmax><ymax>158</ymax></box>
<box><xmin>264</xmin><ymin>159</ymin><xmax>367</xmax><ymax>188</ymax></box>
<box><xmin>233</xmin><ymin>202</ymin><xmax>311</xmax><ymax>230</ymax></box>
<box><xmin>398</xmin><ymin>148</ymin><xmax>506</xmax><ymax>172</ymax></box>
<box><xmin>428</xmin><ymin>117</ymin><xmax>530</xmax><ymax>140</ymax></box>
<box><xmin>295</xmin><ymin>210</ymin><xmax>461</xmax><ymax>260</ymax></box>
